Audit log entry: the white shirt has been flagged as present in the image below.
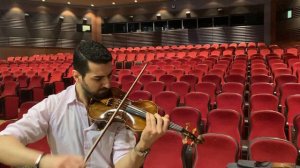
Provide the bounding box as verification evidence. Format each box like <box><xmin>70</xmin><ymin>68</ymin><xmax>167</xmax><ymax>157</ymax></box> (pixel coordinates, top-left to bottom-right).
<box><xmin>0</xmin><ymin>85</ymin><xmax>136</xmax><ymax>168</ymax></box>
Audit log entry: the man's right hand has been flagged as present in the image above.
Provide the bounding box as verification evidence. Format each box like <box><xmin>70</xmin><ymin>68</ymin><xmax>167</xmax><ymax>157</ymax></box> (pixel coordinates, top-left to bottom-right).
<box><xmin>40</xmin><ymin>155</ymin><xmax>85</xmax><ymax>168</ymax></box>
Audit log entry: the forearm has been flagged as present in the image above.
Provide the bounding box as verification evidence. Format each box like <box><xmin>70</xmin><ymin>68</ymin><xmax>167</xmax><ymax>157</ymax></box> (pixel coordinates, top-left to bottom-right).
<box><xmin>0</xmin><ymin>135</ymin><xmax>42</xmax><ymax>167</ymax></box>
<box><xmin>115</xmin><ymin>141</ymin><xmax>148</xmax><ymax>168</ymax></box>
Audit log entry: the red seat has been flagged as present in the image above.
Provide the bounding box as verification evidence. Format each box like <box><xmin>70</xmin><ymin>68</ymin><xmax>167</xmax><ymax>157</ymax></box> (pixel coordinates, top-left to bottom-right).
<box><xmin>143</xmin><ymin>131</ymin><xmax>185</xmax><ymax>168</ymax></box>
<box><xmin>202</xmin><ymin>74</ymin><xmax>222</xmax><ymax>93</ymax></box>
<box><xmin>184</xmin><ymin>92</ymin><xmax>210</xmax><ymax>127</ymax></box>
<box><xmin>152</xmin><ymin>69</ymin><xmax>166</xmax><ymax>81</ymax></box>
<box><xmin>249</xmin><ymin>110</ymin><xmax>286</xmax><ymax>140</ymax></box>
<box><xmin>170</xmin><ymin>106</ymin><xmax>202</xmax><ymax>134</ymax></box>
<box><xmin>216</xmin><ymin>93</ymin><xmax>244</xmax><ymax>118</ymax></box>
<box><xmin>138</xmin><ymin>74</ymin><xmax>156</xmax><ymax>86</ymax></box>
<box><xmin>121</xmin><ymin>81</ymin><xmax>143</xmax><ymax>92</ymax></box>
<box><xmin>159</xmin><ymin>74</ymin><xmax>177</xmax><ymax>90</ymax></box>
<box><xmin>250</xmin><ymin>75</ymin><xmax>272</xmax><ymax>84</ymax></box>
<box><xmin>154</xmin><ymin>91</ymin><xmax>179</xmax><ymax>115</ymax></box>
<box><xmin>249</xmin><ymin>137</ymin><xmax>297</xmax><ymax>163</ymax></box>
<box><xmin>180</xmin><ymin>74</ymin><xmax>198</xmax><ymax>90</ymax></box>
<box><xmin>250</xmin><ymin>83</ymin><xmax>274</xmax><ymax>96</ymax></box>
<box><xmin>207</xmin><ymin>109</ymin><xmax>241</xmax><ymax>144</ymax></box>
<box><xmin>279</xmin><ymin>83</ymin><xmax>300</xmax><ymax>112</ymax></box>
<box><xmin>128</xmin><ymin>90</ymin><xmax>152</xmax><ymax>101</ymax></box>
<box><xmin>169</xmin><ymin>69</ymin><xmax>184</xmax><ymax>80</ymax></box>
<box><xmin>250</xmin><ymin>94</ymin><xmax>279</xmax><ymax>114</ymax></box>
<box><xmin>222</xmin><ymin>82</ymin><xmax>244</xmax><ymax>96</ymax></box>
<box><xmin>194</xmin><ymin>133</ymin><xmax>239</xmax><ymax>168</ymax></box>
<box><xmin>272</xmin><ymin>68</ymin><xmax>292</xmax><ymax>79</ymax></box>
<box><xmin>293</xmin><ymin>114</ymin><xmax>300</xmax><ymax>149</ymax></box>
<box><xmin>275</xmin><ymin>74</ymin><xmax>297</xmax><ymax>94</ymax></box>
<box><xmin>224</xmin><ymin>74</ymin><xmax>246</xmax><ymax>84</ymax></box>
<box><xmin>195</xmin><ymin>82</ymin><xmax>217</xmax><ymax>106</ymax></box>
<box><xmin>251</xmin><ymin>68</ymin><xmax>269</xmax><ymax>76</ymax></box>
<box><xmin>286</xmin><ymin>94</ymin><xmax>300</xmax><ymax>138</ymax></box>
<box><xmin>170</xmin><ymin>81</ymin><xmax>191</xmax><ymax>104</ymax></box>
<box><xmin>18</xmin><ymin>101</ymin><xmax>38</xmax><ymax>119</ymax></box>
<box><xmin>144</xmin><ymin>81</ymin><xmax>165</xmax><ymax>100</ymax></box>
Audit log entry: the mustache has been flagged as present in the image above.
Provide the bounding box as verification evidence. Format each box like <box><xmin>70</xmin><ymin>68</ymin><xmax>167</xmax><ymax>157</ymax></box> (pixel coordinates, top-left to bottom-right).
<box><xmin>92</xmin><ymin>88</ymin><xmax>111</xmax><ymax>100</ymax></box>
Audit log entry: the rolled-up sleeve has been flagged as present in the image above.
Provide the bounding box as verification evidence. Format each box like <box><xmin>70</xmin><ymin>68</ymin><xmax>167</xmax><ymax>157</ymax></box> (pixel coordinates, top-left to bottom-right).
<box><xmin>0</xmin><ymin>98</ymin><xmax>52</xmax><ymax>145</ymax></box>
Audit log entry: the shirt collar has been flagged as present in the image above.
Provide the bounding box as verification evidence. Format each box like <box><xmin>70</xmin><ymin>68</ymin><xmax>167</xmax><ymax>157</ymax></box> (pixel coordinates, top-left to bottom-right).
<box><xmin>65</xmin><ymin>84</ymin><xmax>78</xmax><ymax>104</ymax></box>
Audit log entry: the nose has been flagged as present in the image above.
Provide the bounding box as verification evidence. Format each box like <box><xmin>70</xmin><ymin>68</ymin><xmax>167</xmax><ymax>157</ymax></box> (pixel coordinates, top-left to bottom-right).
<box><xmin>103</xmin><ymin>76</ymin><xmax>111</xmax><ymax>88</ymax></box>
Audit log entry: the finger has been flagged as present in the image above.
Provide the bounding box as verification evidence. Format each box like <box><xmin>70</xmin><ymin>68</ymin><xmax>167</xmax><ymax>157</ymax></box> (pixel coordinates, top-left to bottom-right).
<box><xmin>154</xmin><ymin>113</ymin><xmax>162</xmax><ymax>133</ymax></box>
<box><xmin>164</xmin><ymin>114</ymin><xmax>170</xmax><ymax>119</ymax></box>
<box><xmin>149</xmin><ymin>113</ymin><xmax>156</xmax><ymax>131</ymax></box>
<box><xmin>162</xmin><ymin>115</ymin><xmax>170</xmax><ymax>131</ymax></box>
<box><xmin>146</xmin><ymin>113</ymin><xmax>151</xmax><ymax>129</ymax></box>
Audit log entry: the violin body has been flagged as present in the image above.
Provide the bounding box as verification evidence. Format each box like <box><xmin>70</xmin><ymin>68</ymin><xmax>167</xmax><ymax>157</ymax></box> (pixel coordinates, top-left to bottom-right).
<box><xmin>89</xmin><ymin>97</ymin><xmax>158</xmax><ymax>132</ymax></box>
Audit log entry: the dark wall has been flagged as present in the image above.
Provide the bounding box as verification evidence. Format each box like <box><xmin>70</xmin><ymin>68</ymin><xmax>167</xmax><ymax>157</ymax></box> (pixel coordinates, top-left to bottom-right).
<box><xmin>0</xmin><ymin>0</ymin><xmax>270</xmax><ymax>57</ymax></box>
<box><xmin>102</xmin><ymin>25</ymin><xmax>264</xmax><ymax>48</ymax></box>
<box><xmin>0</xmin><ymin>0</ymin><xmax>94</xmax><ymax>51</ymax></box>
<box><xmin>276</xmin><ymin>0</ymin><xmax>300</xmax><ymax>43</ymax></box>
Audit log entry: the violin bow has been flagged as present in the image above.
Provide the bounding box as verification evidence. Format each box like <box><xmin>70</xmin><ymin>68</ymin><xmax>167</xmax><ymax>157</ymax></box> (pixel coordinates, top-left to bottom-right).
<box><xmin>84</xmin><ymin>63</ymin><xmax>148</xmax><ymax>164</ymax></box>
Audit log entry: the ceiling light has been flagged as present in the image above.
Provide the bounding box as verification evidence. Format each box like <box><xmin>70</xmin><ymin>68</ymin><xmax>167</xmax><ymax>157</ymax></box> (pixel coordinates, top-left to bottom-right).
<box><xmin>42</xmin><ymin>0</ymin><xmax>45</xmax><ymax>2</ymax></box>
<box><xmin>134</xmin><ymin>0</ymin><xmax>138</xmax><ymax>3</ymax></box>
<box><xmin>112</xmin><ymin>2</ymin><xmax>116</xmax><ymax>5</ymax></box>
<box><xmin>91</xmin><ymin>4</ymin><xmax>94</xmax><ymax>7</ymax></box>
<box><xmin>67</xmin><ymin>2</ymin><xmax>71</xmax><ymax>5</ymax></box>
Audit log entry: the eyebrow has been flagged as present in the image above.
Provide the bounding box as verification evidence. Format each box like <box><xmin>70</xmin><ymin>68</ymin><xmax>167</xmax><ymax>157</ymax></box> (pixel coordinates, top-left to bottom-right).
<box><xmin>93</xmin><ymin>70</ymin><xmax>113</xmax><ymax>79</ymax></box>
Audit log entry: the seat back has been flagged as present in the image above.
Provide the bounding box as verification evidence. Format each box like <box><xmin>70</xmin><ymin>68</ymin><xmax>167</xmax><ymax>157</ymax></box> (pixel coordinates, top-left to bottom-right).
<box><xmin>154</xmin><ymin>91</ymin><xmax>179</xmax><ymax>115</ymax></box>
<box><xmin>279</xmin><ymin>83</ymin><xmax>300</xmax><ymax>111</ymax></box>
<box><xmin>128</xmin><ymin>90</ymin><xmax>152</xmax><ymax>101</ymax></box>
<box><xmin>159</xmin><ymin>74</ymin><xmax>177</xmax><ymax>90</ymax></box>
<box><xmin>250</xmin><ymin>83</ymin><xmax>274</xmax><ymax>96</ymax></box>
<box><xmin>249</xmin><ymin>137</ymin><xmax>298</xmax><ymax>163</ymax></box>
<box><xmin>275</xmin><ymin>74</ymin><xmax>297</xmax><ymax>94</ymax></box>
<box><xmin>170</xmin><ymin>106</ymin><xmax>202</xmax><ymax>134</ymax></box>
<box><xmin>170</xmin><ymin>81</ymin><xmax>191</xmax><ymax>104</ymax></box>
<box><xmin>195</xmin><ymin>82</ymin><xmax>217</xmax><ymax>104</ymax></box>
<box><xmin>202</xmin><ymin>74</ymin><xmax>221</xmax><ymax>93</ymax></box>
<box><xmin>184</xmin><ymin>92</ymin><xmax>210</xmax><ymax>122</ymax></box>
<box><xmin>250</xmin><ymin>94</ymin><xmax>279</xmax><ymax>114</ymax></box>
<box><xmin>207</xmin><ymin>109</ymin><xmax>241</xmax><ymax>144</ymax></box>
<box><xmin>249</xmin><ymin>110</ymin><xmax>286</xmax><ymax>140</ymax></box>
<box><xmin>216</xmin><ymin>93</ymin><xmax>243</xmax><ymax>116</ymax></box>
<box><xmin>144</xmin><ymin>81</ymin><xmax>166</xmax><ymax>100</ymax></box>
<box><xmin>222</xmin><ymin>82</ymin><xmax>244</xmax><ymax>96</ymax></box>
<box><xmin>139</xmin><ymin>74</ymin><xmax>156</xmax><ymax>86</ymax></box>
<box><xmin>143</xmin><ymin>131</ymin><xmax>185</xmax><ymax>168</ymax></box>
<box><xmin>180</xmin><ymin>74</ymin><xmax>198</xmax><ymax>89</ymax></box>
<box><xmin>18</xmin><ymin>101</ymin><xmax>38</xmax><ymax>119</ymax></box>
<box><xmin>195</xmin><ymin>133</ymin><xmax>239</xmax><ymax>168</ymax></box>
<box><xmin>286</xmin><ymin>94</ymin><xmax>300</xmax><ymax>125</ymax></box>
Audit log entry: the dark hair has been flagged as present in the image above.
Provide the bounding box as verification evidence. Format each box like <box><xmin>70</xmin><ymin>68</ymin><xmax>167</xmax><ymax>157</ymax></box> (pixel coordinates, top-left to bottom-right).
<box><xmin>73</xmin><ymin>40</ymin><xmax>112</xmax><ymax>77</ymax></box>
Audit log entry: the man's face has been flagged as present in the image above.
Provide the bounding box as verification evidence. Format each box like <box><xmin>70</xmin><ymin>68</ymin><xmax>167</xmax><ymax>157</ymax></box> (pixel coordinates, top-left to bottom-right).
<box><xmin>79</xmin><ymin>61</ymin><xmax>112</xmax><ymax>100</ymax></box>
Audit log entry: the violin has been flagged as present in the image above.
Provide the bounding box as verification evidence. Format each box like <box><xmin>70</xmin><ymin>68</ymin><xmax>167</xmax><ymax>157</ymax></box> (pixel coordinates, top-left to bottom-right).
<box><xmin>88</xmin><ymin>87</ymin><xmax>203</xmax><ymax>144</ymax></box>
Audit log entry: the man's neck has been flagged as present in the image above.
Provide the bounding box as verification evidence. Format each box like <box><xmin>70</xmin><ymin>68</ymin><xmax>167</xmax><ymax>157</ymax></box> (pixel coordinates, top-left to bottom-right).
<box><xmin>75</xmin><ymin>84</ymin><xmax>89</xmax><ymax>107</ymax></box>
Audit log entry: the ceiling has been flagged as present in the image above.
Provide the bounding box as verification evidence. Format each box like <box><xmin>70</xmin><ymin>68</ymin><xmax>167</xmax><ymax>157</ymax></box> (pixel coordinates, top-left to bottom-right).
<box><xmin>29</xmin><ymin>0</ymin><xmax>168</xmax><ymax>7</ymax></box>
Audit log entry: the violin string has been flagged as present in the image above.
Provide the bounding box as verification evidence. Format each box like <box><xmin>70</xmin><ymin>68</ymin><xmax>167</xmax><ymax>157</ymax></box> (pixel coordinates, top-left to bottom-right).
<box><xmin>111</xmin><ymin>99</ymin><xmax>184</xmax><ymax>132</ymax></box>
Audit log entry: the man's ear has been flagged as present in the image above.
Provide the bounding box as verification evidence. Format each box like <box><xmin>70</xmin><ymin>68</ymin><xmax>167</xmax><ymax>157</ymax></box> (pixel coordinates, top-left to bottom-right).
<box><xmin>73</xmin><ymin>70</ymin><xmax>81</xmax><ymax>82</ymax></box>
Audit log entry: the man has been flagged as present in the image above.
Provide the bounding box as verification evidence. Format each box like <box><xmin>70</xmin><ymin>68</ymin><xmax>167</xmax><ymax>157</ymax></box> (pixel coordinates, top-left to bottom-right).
<box><xmin>0</xmin><ymin>40</ymin><xmax>170</xmax><ymax>168</ymax></box>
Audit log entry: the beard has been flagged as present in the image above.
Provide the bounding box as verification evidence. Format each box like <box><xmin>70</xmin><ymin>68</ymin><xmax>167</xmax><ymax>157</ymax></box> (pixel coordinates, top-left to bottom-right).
<box><xmin>81</xmin><ymin>82</ymin><xmax>111</xmax><ymax>101</ymax></box>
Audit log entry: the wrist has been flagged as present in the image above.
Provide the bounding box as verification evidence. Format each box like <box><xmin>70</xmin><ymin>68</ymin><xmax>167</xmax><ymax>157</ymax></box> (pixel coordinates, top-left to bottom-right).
<box><xmin>135</xmin><ymin>141</ymin><xmax>150</xmax><ymax>152</ymax></box>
